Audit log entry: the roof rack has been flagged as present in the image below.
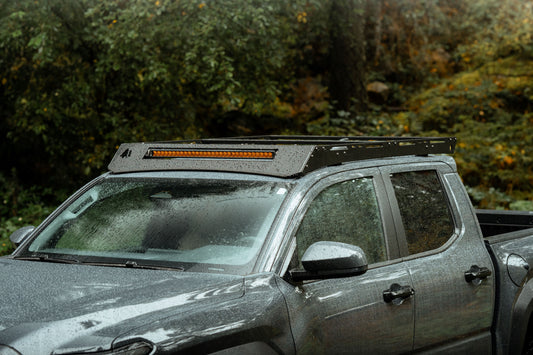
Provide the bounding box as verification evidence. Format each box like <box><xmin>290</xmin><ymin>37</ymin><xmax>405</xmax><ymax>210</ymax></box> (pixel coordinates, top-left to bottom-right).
<box><xmin>108</xmin><ymin>136</ymin><xmax>456</xmax><ymax>177</ymax></box>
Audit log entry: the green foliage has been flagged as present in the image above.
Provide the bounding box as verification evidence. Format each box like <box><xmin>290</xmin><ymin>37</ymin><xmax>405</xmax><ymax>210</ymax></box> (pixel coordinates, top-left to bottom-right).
<box><xmin>0</xmin><ymin>171</ymin><xmax>59</xmax><ymax>255</ymax></box>
<box><xmin>510</xmin><ymin>200</ymin><xmax>533</xmax><ymax>211</ymax></box>
<box><xmin>366</xmin><ymin>0</ymin><xmax>533</xmax><ymax>86</ymax></box>
<box><xmin>399</xmin><ymin>55</ymin><xmax>533</xmax><ymax>208</ymax></box>
<box><xmin>0</xmin><ymin>0</ymin><xmax>327</xmax><ymax>186</ymax></box>
<box><xmin>305</xmin><ymin>109</ymin><xmax>401</xmax><ymax>137</ymax></box>
<box><xmin>455</xmin><ymin>0</ymin><xmax>533</xmax><ymax>67</ymax></box>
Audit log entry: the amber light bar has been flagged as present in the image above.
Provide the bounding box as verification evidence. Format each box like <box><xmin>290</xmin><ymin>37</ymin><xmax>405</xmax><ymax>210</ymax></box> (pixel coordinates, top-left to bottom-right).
<box><xmin>147</xmin><ymin>149</ymin><xmax>275</xmax><ymax>159</ymax></box>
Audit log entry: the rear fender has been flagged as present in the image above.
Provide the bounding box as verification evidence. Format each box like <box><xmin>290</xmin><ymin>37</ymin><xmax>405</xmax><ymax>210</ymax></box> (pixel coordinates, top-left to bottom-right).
<box><xmin>509</xmin><ymin>279</ymin><xmax>533</xmax><ymax>354</ymax></box>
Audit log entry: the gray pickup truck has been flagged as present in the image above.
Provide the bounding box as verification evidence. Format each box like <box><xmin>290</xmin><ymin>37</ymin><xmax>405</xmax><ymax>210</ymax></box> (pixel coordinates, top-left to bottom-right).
<box><xmin>2</xmin><ymin>136</ymin><xmax>533</xmax><ymax>354</ymax></box>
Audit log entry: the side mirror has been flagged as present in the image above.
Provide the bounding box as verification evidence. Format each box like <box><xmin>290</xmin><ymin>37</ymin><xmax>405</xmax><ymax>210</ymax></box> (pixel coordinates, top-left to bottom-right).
<box><xmin>289</xmin><ymin>241</ymin><xmax>368</xmax><ymax>282</ymax></box>
<box><xmin>9</xmin><ymin>226</ymin><xmax>35</xmax><ymax>247</ymax></box>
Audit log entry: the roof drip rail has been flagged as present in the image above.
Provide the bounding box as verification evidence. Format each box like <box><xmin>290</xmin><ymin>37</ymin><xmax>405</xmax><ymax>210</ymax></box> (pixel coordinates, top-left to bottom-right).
<box><xmin>109</xmin><ymin>136</ymin><xmax>457</xmax><ymax>177</ymax></box>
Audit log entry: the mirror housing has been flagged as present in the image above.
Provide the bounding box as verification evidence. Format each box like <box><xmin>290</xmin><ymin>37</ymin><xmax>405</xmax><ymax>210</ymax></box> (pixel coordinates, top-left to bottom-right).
<box><xmin>289</xmin><ymin>241</ymin><xmax>368</xmax><ymax>282</ymax></box>
<box><xmin>9</xmin><ymin>226</ymin><xmax>35</xmax><ymax>248</ymax></box>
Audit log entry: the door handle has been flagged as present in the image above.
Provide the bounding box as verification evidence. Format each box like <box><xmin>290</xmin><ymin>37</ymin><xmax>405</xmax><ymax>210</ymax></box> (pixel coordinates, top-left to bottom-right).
<box><xmin>383</xmin><ymin>283</ymin><xmax>415</xmax><ymax>304</ymax></box>
<box><xmin>464</xmin><ymin>265</ymin><xmax>492</xmax><ymax>283</ymax></box>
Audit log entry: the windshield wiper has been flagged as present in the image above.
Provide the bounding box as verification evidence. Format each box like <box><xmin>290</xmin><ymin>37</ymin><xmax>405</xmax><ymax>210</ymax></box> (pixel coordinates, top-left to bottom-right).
<box><xmin>82</xmin><ymin>260</ymin><xmax>185</xmax><ymax>271</ymax></box>
<box><xmin>14</xmin><ymin>255</ymin><xmax>81</xmax><ymax>264</ymax></box>
<box><xmin>14</xmin><ymin>256</ymin><xmax>184</xmax><ymax>271</ymax></box>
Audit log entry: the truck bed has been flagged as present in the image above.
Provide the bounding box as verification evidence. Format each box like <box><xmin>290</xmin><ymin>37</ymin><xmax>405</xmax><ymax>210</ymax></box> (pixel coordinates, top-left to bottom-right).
<box><xmin>476</xmin><ymin>209</ymin><xmax>533</xmax><ymax>238</ymax></box>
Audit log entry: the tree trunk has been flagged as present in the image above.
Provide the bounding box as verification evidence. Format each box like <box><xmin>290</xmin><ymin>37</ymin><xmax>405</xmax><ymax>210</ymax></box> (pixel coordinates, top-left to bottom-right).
<box><xmin>328</xmin><ymin>0</ymin><xmax>367</xmax><ymax>113</ymax></box>
<box><xmin>364</xmin><ymin>0</ymin><xmax>383</xmax><ymax>66</ymax></box>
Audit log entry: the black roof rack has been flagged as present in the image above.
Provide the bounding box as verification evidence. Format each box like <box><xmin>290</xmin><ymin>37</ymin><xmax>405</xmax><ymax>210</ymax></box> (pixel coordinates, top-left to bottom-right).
<box><xmin>108</xmin><ymin>136</ymin><xmax>456</xmax><ymax>177</ymax></box>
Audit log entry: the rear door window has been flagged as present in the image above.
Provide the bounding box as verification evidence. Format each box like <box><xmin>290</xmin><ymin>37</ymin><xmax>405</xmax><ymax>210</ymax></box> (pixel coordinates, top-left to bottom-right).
<box><xmin>390</xmin><ymin>170</ymin><xmax>454</xmax><ymax>254</ymax></box>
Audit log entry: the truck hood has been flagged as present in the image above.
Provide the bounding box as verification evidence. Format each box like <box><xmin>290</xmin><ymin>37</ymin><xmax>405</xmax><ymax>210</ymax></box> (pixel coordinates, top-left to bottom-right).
<box><xmin>0</xmin><ymin>258</ymin><xmax>244</xmax><ymax>354</ymax></box>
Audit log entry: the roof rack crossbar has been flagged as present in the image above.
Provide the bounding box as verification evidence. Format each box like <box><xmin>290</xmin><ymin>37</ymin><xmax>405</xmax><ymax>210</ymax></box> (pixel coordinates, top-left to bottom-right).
<box><xmin>165</xmin><ymin>135</ymin><xmax>450</xmax><ymax>146</ymax></box>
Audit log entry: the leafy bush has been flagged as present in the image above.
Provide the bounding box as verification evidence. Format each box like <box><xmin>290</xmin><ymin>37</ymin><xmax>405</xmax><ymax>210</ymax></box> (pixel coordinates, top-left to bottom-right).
<box><xmin>399</xmin><ymin>55</ymin><xmax>533</xmax><ymax>208</ymax></box>
<box><xmin>0</xmin><ymin>171</ymin><xmax>59</xmax><ymax>255</ymax></box>
<box><xmin>0</xmin><ymin>0</ymin><xmax>327</xmax><ymax>188</ymax></box>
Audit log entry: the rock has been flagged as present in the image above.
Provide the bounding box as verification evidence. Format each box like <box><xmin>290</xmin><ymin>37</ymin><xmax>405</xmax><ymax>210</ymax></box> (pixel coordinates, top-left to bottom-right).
<box><xmin>367</xmin><ymin>81</ymin><xmax>390</xmax><ymax>104</ymax></box>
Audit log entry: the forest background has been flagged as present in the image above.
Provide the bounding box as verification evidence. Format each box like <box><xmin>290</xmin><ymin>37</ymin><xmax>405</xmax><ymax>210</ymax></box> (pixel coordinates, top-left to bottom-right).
<box><xmin>1</xmin><ymin>0</ymin><xmax>532</xmax><ymax>255</ymax></box>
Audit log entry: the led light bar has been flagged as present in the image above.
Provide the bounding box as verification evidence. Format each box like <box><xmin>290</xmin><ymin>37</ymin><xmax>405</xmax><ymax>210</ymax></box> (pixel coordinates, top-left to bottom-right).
<box><xmin>146</xmin><ymin>149</ymin><xmax>275</xmax><ymax>159</ymax></box>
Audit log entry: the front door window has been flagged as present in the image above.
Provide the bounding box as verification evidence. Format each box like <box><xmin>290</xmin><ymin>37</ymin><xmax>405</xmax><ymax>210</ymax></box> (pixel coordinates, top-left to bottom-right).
<box><xmin>295</xmin><ymin>177</ymin><xmax>387</xmax><ymax>265</ymax></box>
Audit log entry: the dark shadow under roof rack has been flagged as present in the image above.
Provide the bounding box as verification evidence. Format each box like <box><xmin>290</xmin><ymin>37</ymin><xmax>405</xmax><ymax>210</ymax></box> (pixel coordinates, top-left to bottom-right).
<box><xmin>109</xmin><ymin>136</ymin><xmax>456</xmax><ymax>177</ymax></box>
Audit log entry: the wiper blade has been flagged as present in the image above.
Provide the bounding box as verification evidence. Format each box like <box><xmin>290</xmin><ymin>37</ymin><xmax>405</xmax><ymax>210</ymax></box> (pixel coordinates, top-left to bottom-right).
<box><xmin>83</xmin><ymin>260</ymin><xmax>185</xmax><ymax>271</ymax></box>
<box><xmin>127</xmin><ymin>261</ymin><xmax>185</xmax><ymax>271</ymax></box>
<box><xmin>14</xmin><ymin>256</ymin><xmax>184</xmax><ymax>271</ymax></box>
<box><xmin>14</xmin><ymin>255</ymin><xmax>81</xmax><ymax>264</ymax></box>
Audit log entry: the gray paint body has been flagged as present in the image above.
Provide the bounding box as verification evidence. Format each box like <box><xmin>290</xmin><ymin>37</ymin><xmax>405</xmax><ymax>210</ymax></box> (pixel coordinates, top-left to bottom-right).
<box><xmin>1</xmin><ymin>154</ymin><xmax>533</xmax><ymax>354</ymax></box>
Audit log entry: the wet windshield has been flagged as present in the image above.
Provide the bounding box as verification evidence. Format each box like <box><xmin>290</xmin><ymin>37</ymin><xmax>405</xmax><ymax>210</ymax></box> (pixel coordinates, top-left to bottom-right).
<box><xmin>21</xmin><ymin>177</ymin><xmax>291</xmax><ymax>275</ymax></box>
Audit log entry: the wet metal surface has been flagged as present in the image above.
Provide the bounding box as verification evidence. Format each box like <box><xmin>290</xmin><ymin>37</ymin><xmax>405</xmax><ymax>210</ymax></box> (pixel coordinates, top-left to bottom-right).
<box><xmin>0</xmin><ymin>259</ymin><xmax>244</xmax><ymax>353</ymax></box>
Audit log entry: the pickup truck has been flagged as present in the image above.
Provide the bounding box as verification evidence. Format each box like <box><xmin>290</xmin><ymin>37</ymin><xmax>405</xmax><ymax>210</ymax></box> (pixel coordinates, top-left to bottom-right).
<box><xmin>2</xmin><ymin>136</ymin><xmax>533</xmax><ymax>354</ymax></box>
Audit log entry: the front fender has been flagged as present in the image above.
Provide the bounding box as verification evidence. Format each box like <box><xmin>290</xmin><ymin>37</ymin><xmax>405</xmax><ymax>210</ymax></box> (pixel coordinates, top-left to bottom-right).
<box><xmin>113</xmin><ymin>273</ymin><xmax>294</xmax><ymax>354</ymax></box>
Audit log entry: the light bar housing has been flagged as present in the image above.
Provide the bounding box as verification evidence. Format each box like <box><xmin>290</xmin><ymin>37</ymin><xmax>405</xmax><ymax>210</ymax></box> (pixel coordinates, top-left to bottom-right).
<box><xmin>146</xmin><ymin>149</ymin><xmax>275</xmax><ymax>160</ymax></box>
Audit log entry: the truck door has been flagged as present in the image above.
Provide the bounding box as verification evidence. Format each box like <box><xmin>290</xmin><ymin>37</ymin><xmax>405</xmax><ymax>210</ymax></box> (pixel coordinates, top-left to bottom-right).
<box><xmin>382</xmin><ymin>165</ymin><xmax>495</xmax><ymax>352</ymax></box>
<box><xmin>279</xmin><ymin>169</ymin><xmax>415</xmax><ymax>354</ymax></box>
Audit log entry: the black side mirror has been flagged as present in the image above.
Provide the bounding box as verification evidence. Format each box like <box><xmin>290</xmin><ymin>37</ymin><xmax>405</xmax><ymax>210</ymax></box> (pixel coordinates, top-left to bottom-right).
<box><xmin>9</xmin><ymin>226</ymin><xmax>35</xmax><ymax>247</ymax></box>
<box><xmin>289</xmin><ymin>241</ymin><xmax>368</xmax><ymax>282</ymax></box>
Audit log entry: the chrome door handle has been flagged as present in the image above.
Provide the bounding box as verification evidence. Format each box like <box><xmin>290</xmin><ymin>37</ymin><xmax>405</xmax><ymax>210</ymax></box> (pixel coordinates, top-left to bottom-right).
<box><xmin>383</xmin><ymin>283</ymin><xmax>415</xmax><ymax>304</ymax></box>
<box><xmin>464</xmin><ymin>265</ymin><xmax>492</xmax><ymax>283</ymax></box>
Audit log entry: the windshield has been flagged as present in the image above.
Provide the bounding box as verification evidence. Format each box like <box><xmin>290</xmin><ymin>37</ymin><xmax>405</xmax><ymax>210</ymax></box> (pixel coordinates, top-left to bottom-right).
<box><xmin>21</xmin><ymin>176</ymin><xmax>291</xmax><ymax>275</ymax></box>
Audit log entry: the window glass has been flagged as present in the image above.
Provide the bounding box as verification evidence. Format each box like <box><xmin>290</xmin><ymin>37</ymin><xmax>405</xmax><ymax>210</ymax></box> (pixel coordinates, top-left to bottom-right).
<box><xmin>23</xmin><ymin>177</ymin><xmax>291</xmax><ymax>275</ymax></box>
<box><xmin>295</xmin><ymin>177</ymin><xmax>386</xmax><ymax>265</ymax></box>
<box><xmin>391</xmin><ymin>170</ymin><xmax>454</xmax><ymax>254</ymax></box>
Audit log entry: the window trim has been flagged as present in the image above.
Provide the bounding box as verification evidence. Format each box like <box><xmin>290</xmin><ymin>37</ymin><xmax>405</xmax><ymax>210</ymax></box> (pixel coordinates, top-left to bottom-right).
<box><xmin>380</xmin><ymin>163</ymin><xmax>460</xmax><ymax>260</ymax></box>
